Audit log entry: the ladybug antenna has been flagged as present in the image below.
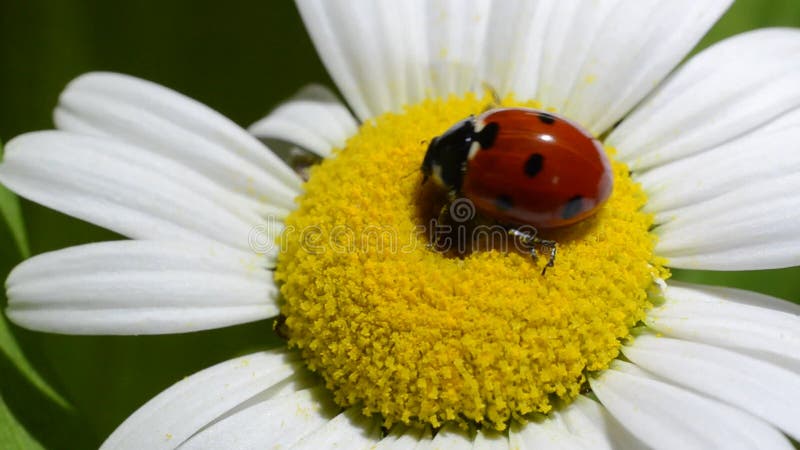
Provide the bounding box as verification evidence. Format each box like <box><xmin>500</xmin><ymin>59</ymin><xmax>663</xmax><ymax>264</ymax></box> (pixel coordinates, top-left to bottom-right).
<box><xmin>481</xmin><ymin>82</ymin><xmax>502</xmax><ymax>108</ymax></box>
<box><xmin>401</xmin><ymin>168</ymin><xmax>420</xmax><ymax>181</ymax></box>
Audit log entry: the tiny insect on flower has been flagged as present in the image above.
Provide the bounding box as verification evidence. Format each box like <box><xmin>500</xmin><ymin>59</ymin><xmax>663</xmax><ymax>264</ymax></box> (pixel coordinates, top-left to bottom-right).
<box><xmin>422</xmin><ymin>107</ymin><xmax>613</xmax><ymax>272</ymax></box>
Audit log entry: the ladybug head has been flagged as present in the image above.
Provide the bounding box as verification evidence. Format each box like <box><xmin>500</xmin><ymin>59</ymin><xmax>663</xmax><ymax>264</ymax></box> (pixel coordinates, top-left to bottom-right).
<box><xmin>420</xmin><ymin>117</ymin><xmax>476</xmax><ymax>192</ymax></box>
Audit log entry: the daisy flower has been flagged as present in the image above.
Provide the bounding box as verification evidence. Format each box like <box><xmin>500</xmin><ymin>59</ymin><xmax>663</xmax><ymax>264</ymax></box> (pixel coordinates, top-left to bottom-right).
<box><xmin>3</xmin><ymin>0</ymin><xmax>800</xmax><ymax>448</ymax></box>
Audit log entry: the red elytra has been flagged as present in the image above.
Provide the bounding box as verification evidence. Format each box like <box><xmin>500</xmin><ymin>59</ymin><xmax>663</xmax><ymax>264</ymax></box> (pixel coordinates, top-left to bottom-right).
<box><xmin>421</xmin><ymin>107</ymin><xmax>613</xmax><ymax>229</ymax></box>
<box><xmin>465</xmin><ymin>108</ymin><xmax>613</xmax><ymax>228</ymax></box>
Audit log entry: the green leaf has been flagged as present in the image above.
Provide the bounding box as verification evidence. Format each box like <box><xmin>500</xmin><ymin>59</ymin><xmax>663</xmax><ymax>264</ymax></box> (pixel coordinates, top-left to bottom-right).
<box><xmin>0</xmin><ymin>141</ymin><xmax>31</xmax><ymax>259</ymax></box>
<box><xmin>0</xmin><ymin>315</ymin><xmax>71</xmax><ymax>410</ymax></box>
<box><xmin>0</xmin><ymin>392</ymin><xmax>45</xmax><ymax>450</ymax></box>
<box><xmin>696</xmin><ymin>0</ymin><xmax>800</xmax><ymax>52</ymax></box>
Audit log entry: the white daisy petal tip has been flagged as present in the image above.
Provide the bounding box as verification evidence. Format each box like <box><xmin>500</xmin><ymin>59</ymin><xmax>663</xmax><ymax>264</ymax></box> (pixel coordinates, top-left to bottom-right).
<box><xmin>654</xmin><ymin>173</ymin><xmax>800</xmax><ymax>271</ymax></box>
<box><xmin>610</xmin><ymin>27</ymin><xmax>800</xmax><ymax>170</ymax></box>
<box><xmin>288</xmin><ymin>407</ymin><xmax>381</xmax><ymax>450</ymax></box>
<box><xmin>561</xmin><ymin>0</ymin><xmax>733</xmax><ymax>135</ymax></box>
<box><xmin>426</xmin><ymin>423</ymin><xmax>473</xmax><ymax>450</ymax></box>
<box><xmin>179</xmin><ymin>386</ymin><xmax>342</xmax><ymax>450</ymax></box>
<box><xmin>505</xmin><ymin>394</ymin><xmax>644</xmax><ymax>450</ymax></box>
<box><xmin>5</xmin><ymin>241</ymin><xmax>278</xmax><ymax>335</ymax></box>
<box><xmin>101</xmin><ymin>350</ymin><xmax>301</xmax><ymax>450</ymax></box>
<box><xmin>622</xmin><ymin>334</ymin><xmax>800</xmax><ymax>441</ymax></box>
<box><xmin>296</xmin><ymin>0</ymin><xmax>427</xmax><ymax>120</ymax></box>
<box><xmin>297</xmin><ymin>0</ymin><xmax>733</xmax><ymax>127</ymax></box>
<box><xmin>471</xmin><ymin>428</ymin><xmax>509</xmax><ymax>450</ymax></box>
<box><xmin>248</xmin><ymin>83</ymin><xmax>358</xmax><ymax>158</ymax></box>
<box><xmin>639</xmin><ymin>115</ymin><xmax>800</xmax><ymax>218</ymax></box>
<box><xmin>0</xmin><ymin>131</ymin><xmax>288</xmax><ymax>254</ymax></box>
<box><xmin>590</xmin><ymin>360</ymin><xmax>793</xmax><ymax>450</ymax></box>
<box><xmin>372</xmin><ymin>424</ymin><xmax>428</xmax><ymax>450</ymax></box>
<box><xmin>648</xmin><ymin>281</ymin><xmax>800</xmax><ymax>371</ymax></box>
<box><xmin>55</xmin><ymin>71</ymin><xmax>303</xmax><ymax>202</ymax></box>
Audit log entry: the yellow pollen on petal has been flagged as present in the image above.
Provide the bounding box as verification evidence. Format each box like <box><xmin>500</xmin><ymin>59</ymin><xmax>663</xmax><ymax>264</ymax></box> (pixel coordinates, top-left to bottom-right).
<box><xmin>275</xmin><ymin>94</ymin><xmax>668</xmax><ymax>431</ymax></box>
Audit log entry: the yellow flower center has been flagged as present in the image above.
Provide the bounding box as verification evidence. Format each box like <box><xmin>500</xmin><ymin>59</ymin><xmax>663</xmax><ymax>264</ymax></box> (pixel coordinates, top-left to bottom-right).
<box><xmin>275</xmin><ymin>94</ymin><xmax>667</xmax><ymax>430</ymax></box>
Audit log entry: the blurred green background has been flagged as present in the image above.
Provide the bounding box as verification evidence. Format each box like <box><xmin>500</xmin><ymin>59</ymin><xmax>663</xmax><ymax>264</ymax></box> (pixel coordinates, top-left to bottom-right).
<box><xmin>0</xmin><ymin>1</ymin><xmax>799</xmax><ymax>448</ymax></box>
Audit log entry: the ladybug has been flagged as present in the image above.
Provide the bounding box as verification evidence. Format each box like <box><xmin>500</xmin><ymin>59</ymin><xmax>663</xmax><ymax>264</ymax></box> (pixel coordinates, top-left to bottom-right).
<box><xmin>421</xmin><ymin>107</ymin><xmax>613</xmax><ymax>273</ymax></box>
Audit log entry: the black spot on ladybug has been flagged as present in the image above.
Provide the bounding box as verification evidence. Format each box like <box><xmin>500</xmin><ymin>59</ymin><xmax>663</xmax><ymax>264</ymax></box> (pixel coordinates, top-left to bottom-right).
<box><xmin>495</xmin><ymin>195</ymin><xmax>514</xmax><ymax>211</ymax></box>
<box><xmin>477</xmin><ymin>122</ymin><xmax>500</xmax><ymax>149</ymax></box>
<box><xmin>538</xmin><ymin>113</ymin><xmax>556</xmax><ymax>125</ymax></box>
<box><xmin>524</xmin><ymin>153</ymin><xmax>544</xmax><ymax>177</ymax></box>
<box><xmin>562</xmin><ymin>195</ymin><xmax>584</xmax><ymax>220</ymax></box>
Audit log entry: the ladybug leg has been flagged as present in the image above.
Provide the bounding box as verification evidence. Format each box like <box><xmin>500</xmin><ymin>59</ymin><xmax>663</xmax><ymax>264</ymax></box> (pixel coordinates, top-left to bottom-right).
<box><xmin>508</xmin><ymin>228</ymin><xmax>557</xmax><ymax>275</ymax></box>
<box><xmin>538</xmin><ymin>239</ymin><xmax>557</xmax><ymax>275</ymax></box>
<box><xmin>436</xmin><ymin>202</ymin><xmax>450</xmax><ymax>226</ymax></box>
<box><xmin>508</xmin><ymin>228</ymin><xmax>538</xmax><ymax>260</ymax></box>
<box><xmin>435</xmin><ymin>191</ymin><xmax>458</xmax><ymax>225</ymax></box>
<box><xmin>429</xmin><ymin>191</ymin><xmax>460</xmax><ymax>249</ymax></box>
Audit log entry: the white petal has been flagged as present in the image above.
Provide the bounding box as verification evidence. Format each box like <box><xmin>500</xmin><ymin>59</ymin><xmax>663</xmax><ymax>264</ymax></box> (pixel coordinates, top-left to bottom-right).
<box><xmin>429</xmin><ymin>424</ymin><xmax>472</xmax><ymax>450</ymax></box>
<box><xmin>297</xmin><ymin>1</ymin><xmax>729</xmax><ymax>127</ymax></box>
<box><xmin>373</xmin><ymin>425</ymin><xmax>428</xmax><ymax>450</ymax></box>
<box><xmin>654</xmin><ymin>173</ymin><xmax>800</xmax><ymax>270</ymax></box>
<box><xmin>623</xmin><ymin>334</ymin><xmax>800</xmax><ymax>441</ymax></box>
<box><xmin>405</xmin><ymin>428</ymin><xmax>434</xmax><ymax>450</ymax></box>
<box><xmin>297</xmin><ymin>0</ymin><xmax>431</xmax><ymax>120</ymax></box>
<box><xmin>5</xmin><ymin>241</ymin><xmax>277</xmax><ymax>335</ymax></box>
<box><xmin>472</xmin><ymin>429</ymin><xmax>509</xmax><ymax>450</ymax></box>
<box><xmin>536</xmin><ymin>0</ymin><xmax>617</xmax><ymax>113</ymax></box>
<box><xmin>662</xmin><ymin>281</ymin><xmax>800</xmax><ymax>315</ymax></box>
<box><xmin>424</xmin><ymin>0</ymin><xmax>491</xmax><ymax>100</ymax></box>
<box><xmin>289</xmin><ymin>408</ymin><xmax>381</xmax><ymax>450</ymax></box>
<box><xmin>508</xmin><ymin>412</ymin><xmax>584</xmax><ymax>450</ymax></box>
<box><xmin>507</xmin><ymin>395</ymin><xmax>635</xmax><ymax>450</ymax></box>
<box><xmin>637</xmin><ymin>108</ymin><xmax>800</xmax><ymax>214</ymax></box>
<box><xmin>647</xmin><ymin>282</ymin><xmax>800</xmax><ymax>370</ymax></box>
<box><xmin>560</xmin><ymin>0</ymin><xmax>731</xmax><ymax>135</ymax></box>
<box><xmin>102</xmin><ymin>351</ymin><xmax>299</xmax><ymax>450</ymax></box>
<box><xmin>0</xmin><ymin>132</ymin><xmax>284</xmax><ymax>253</ymax></box>
<box><xmin>56</xmin><ymin>72</ymin><xmax>302</xmax><ymax>203</ymax></box>
<box><xmin>478</xmin><ymin>1</ymin><xmax>551</xmax><ymax>101</ymax></box>
<box><xmin>564</xmin><ymin>396</ymin><xmax>646</xmax><ymax>450</ymax></box>
<box><xmin>301</xmin><ymin>0</ymin><xmax>544</xmax><ymax>118</ymax></box>
<box><xmin>181</xmin><ymin>386</ymin><xmax>342</xmax><ymax>450</ymax></box>
<box><xmin>609</xmin><ymin>28</ymin><xmax>800</xmax><ymax>170</ymax></box>
<box><xmin>248</xmin><ymin>85</ymin><xmax>358</xmax><ymax>158</ymax></box>
<box><xmin>589</xmin><ymin>361</ymin><xmax>792</xmax><ymax>450</ymax></box>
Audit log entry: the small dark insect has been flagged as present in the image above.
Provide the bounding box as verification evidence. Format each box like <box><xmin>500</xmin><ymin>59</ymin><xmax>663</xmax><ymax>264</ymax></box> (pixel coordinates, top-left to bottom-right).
<box><xmin>273</xmin><ymin>314</ymin><xmax>290</xmax><ymax>340</ymax></box>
